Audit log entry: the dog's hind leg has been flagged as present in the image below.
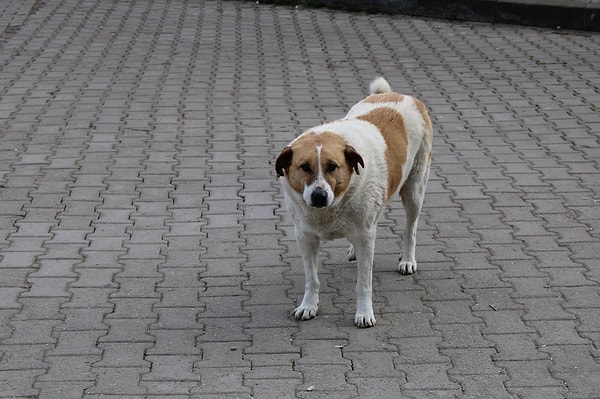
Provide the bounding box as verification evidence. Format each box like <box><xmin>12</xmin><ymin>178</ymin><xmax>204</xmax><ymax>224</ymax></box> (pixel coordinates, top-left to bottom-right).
<box><xmin>347</xmin><ymin>244</ymin><xmax>356</xmax><ymax>262</ymax></box>
<box><xmin>398</xmin><ymin>150</ymin><xmax>431</xmax><ymax>275</ymax></box>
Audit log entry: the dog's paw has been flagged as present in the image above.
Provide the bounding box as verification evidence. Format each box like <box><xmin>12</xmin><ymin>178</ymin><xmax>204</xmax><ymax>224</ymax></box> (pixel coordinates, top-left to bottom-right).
<box><xmin>347</xmin><ymin>245</ymin><xmax>356</xmax><ymax>262</ymax></box>
<box><xmin>398</xmin><ymin>259</ymin><xmax>417</xmax><ymax>275</ymax></box>
<box><xmin>354</xmin><ymin>312</ymin><xmax>376</xmax><ymax>328</ymax></box>
<box><xmin>292</xmin><ymin>305</ymin><xmax>318</xmax><ymax>321</ymax></box>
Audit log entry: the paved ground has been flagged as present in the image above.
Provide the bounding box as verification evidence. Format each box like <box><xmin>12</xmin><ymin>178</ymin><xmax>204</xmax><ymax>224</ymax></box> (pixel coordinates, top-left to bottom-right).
<box><xmin>0</xmin><ymin>0</ymin><xmax>599</xmax><ymax>398</ymax></box>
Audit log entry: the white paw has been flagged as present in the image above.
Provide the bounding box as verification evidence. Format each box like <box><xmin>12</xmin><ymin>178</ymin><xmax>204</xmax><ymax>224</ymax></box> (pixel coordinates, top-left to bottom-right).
<box><xmin>292</xmin><ymin>305</ymin><xmax>318</xmax><ymax>321</ymax></box>
<box><xmin>347</xmin><ymin>245</ymin><xmax>356</xmax><ymax>262</ymax></box>
<box><xmin>398</xmin><ymin>259</ymin><xmax>417</xmax><ymax>275</ymax></box>
<box><xmin>354</xmin><ymin>312</ymin><xmax>376</xmax><ymax>328</ymax></box>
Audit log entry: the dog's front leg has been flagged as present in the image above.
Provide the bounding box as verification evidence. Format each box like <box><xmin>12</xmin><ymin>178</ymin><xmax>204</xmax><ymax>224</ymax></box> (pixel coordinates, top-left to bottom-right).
<box><xmin>351</xmin><ymin>232</ymin><xmax>377</xmax><ymax>328</ymax></box>
<box><xmin>292</xmin><ymin>231</ymin><xmax>321</xmax><ymax>321</ymax></box>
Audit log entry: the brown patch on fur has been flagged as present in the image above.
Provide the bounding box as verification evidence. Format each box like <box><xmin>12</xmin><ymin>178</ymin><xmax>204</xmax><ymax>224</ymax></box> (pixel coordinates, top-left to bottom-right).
<box><xmin>363</xmin><ymin>92</ymin><xmax>405</xmax><ymax>104</ymax></box>
<box><xmin>278</xmin><ymin>132</ymin><xmax>359</xmax><ymax>198</ymax></box>
<box><xmin>357</xmin><ymin>107</ymin><xmax>407</xmax><ymax>200</ymax></box>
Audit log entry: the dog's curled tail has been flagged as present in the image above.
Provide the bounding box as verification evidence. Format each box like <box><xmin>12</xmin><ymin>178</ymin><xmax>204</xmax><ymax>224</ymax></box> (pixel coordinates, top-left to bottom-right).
<box><xmin>369</xmin><ymin>77</ymin><xmax>392</xmax><ymax>94</ymax></box>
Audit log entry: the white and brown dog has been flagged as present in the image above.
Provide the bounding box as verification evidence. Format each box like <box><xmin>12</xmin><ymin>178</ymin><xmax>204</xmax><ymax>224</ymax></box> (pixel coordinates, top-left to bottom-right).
<box><xmin>276</xmin><ymin>77</ymin><xmax>433</xmax><ymax>327</ymax></box>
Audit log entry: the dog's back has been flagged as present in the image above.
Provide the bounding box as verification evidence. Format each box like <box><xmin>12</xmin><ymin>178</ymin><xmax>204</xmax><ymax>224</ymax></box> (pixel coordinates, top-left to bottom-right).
<box><xmin>344</xmin><ymin>78</ymin><xmax>433</xmax><ymax>202</ymax></box>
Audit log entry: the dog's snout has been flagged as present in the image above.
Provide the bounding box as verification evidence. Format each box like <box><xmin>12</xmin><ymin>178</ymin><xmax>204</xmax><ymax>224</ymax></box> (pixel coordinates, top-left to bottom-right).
<box><xmin>310</xmin><ymin>188</ymin><xmax>329</xmax><ymax>208</ymax></box>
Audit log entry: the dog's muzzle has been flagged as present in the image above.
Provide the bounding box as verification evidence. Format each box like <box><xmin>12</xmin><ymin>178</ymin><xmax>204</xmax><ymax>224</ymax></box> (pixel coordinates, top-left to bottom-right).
<box><xmin>309</xmin><ymin>188</ymin><xmax>329</xmax><ymax>208</ymax></box>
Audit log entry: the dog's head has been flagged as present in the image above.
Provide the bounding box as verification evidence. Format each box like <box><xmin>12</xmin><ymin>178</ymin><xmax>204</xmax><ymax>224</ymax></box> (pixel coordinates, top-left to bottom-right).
<box><xmin>275</xmin><ymin>132</ymin><xmax>364</xmax><ymax>208</ymax></box>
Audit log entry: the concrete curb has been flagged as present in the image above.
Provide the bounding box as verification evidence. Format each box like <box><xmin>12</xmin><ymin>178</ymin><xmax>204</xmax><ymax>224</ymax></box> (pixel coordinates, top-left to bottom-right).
<box><xmin>257</xmin><ymin>0</ymin><xmax>600</xmax><ymax>31</ymax></box>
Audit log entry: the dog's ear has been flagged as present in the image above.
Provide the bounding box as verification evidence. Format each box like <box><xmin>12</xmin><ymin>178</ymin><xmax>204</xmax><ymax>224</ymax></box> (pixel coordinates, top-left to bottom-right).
<box><xmin>275</xmin><ymin>146</ymin><xmax>293</xmax><ymax>177</ymax></box>
<box><xmin>345</xmin><ymin>145</ymin><xmax>364</xmax><ymax>175</ymax></box>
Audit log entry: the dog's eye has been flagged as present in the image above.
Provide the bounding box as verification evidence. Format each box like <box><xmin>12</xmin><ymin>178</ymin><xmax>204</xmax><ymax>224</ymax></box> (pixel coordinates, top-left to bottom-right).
<box><xmin>300</xmin><ymin>162</ymin><xmax>312</xmax><ymax>173</ymax></box>
<box><xmin>326</xmin><ymin>162</ymin><xmax>338</xmax><ymax>173</ymax></box>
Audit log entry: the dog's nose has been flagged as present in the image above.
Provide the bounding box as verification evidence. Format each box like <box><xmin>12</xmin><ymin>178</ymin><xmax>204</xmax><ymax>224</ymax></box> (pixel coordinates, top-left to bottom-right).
<box><xmin>310</xmin><ymin>188</ymin><xmax>328</xmax><ymax>208</ymax></box>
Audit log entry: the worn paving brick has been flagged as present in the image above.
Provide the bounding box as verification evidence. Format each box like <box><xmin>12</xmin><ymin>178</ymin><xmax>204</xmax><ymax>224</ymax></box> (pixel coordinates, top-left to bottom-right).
<box><xmin>190</xmin><ymin>367</ymin><xmax>251</xmax><ymax>397</ymax></box>
<box><xmin>499</xmin><ymin>359</ymin><xmax>566</xmax><ymax>389</ymax></box>
<box><xmin>245</xmin><ymin>378</ymin><xmax>303</xmax><ymax>399</ymax></box>
<box><xmin>452</xmin><ymin>374</ymin><xmax>514</xmax><ymax>398</ymax></box>
<box><xmin>0</xmin><ymin>0</ymin><xmax>599</xmax><ymax>397</ymax></box>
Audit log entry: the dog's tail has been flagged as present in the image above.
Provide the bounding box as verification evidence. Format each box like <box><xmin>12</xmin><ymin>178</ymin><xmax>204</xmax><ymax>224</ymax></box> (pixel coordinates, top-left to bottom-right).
<box><xmin>369</xmin><ymin>77</ymin><xmax>392</xmax><ymax>94</ymax></box>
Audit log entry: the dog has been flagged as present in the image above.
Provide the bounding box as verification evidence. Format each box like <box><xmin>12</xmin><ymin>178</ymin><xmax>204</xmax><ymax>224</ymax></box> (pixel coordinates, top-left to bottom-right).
<box><xmin>275</xmin><ymin>77</ymin><xmax>433</xmax><ymax>327</ymax></box>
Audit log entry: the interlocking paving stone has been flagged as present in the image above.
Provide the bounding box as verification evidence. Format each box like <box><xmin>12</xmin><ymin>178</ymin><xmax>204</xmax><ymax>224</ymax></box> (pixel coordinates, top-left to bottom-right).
<box><xmin>0</xmin><ymin>0</ymin><xmax>599</xmax><ymax>397</ymax></box>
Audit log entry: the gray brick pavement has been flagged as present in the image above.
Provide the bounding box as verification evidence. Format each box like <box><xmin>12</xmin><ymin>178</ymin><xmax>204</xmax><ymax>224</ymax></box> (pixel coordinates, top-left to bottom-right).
<box><xmin>0</xmin><ymin>0</ymin><xmax>599</xmax><ymax>398</ymax></box>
